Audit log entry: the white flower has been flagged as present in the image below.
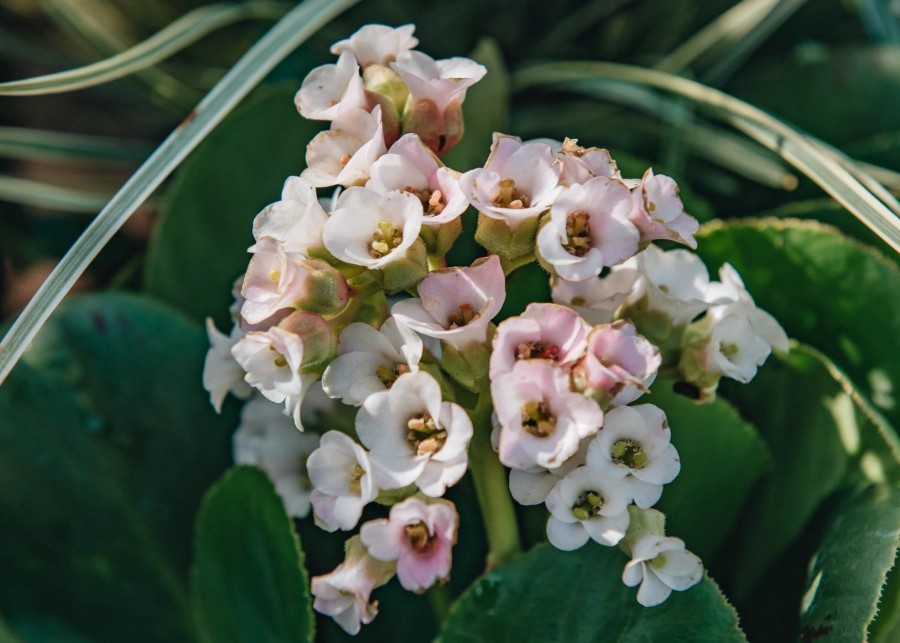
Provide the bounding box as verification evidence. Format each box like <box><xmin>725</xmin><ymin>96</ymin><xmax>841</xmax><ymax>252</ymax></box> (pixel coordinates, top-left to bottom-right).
<box><xmin>251</xmin><ymin>176</ymin><xmax>328</xmax><ymax>256</ymax></box>
<box><xmin>230</xmin><ymin>312</ymin><xmax>332</xmax><ymax>428</ymax></box>
<box><xmin>295</xmin><ymin>51</ymin><xmax>367</xmax><ymax>122</ymax></box>
<box><xmin>391</xmin><ymin>255</ymin><xmax>506</xmax><ymax>350</ymax></box>
<box><xmin>203</xmin><ymin>319</ymin><xmax>252</xmax><ymax>412</ymax></box>
<box><xmin>536</xmin><ymin>177</ymin><xmax>640</xmax><ymax>281</ymax></box>
<box><xmin>507</xmin><ymin>436</ymin><xmax>590</xmax><ymax>506</ymax></box>
<box><xmin>624</xmin><ymin>245</ymin><xmax>719</xmax><ymax>326</ymax></box>
<box><xmin>699</xmin><ymin>313</ymin><xmax>774</xmax><ymax>383</ymax></box>
<box><xmin>545</xmin><ymin>466</ymin><xmax>631</xmax><ymax>550</ymax></box>
<box><xmin>390</xmin><ymin>50</ymin><xmax>486</xmax><ymax>112</ymax></box>
<box><xmin>302</xmin><ymin>106</ymin><xmax>387</xmax><ymax>188</ymax></box>
<box><xmin>307</xmin><ymin>431</ymin><xmax>378</xmax><ymax>532</ymax></box>
<box><xmin>492</xmin><ymin>360</ymin><xmax>603</xmax><ymax>470</ymax></box>
<box><xmin>322</xmin><ymin>317</ymin><xmax>423</xmax><ymax>406</ymax></box>
<box><xmin>366</xmin><ymin>133</ymin><xmax>468</xmax><ymax>226</ymax></box>
<box><xmin>331</xmin><ymin>24</ymin><xmax>418</xmax><ymax>67</ymax></box>
<box><xmin>459</xmin><ymin>135</ymin><xmax>561</xmax><ymax>227</ymax></box>
<box><xmin>627</xmin><ymin>169</ymin><xmax>699</xmax><ymax>249</ymax></box>
<box><xmin>586</xmin><ymin>405</ymin><xmax>679</xmax><ymax>508</ymax></box>
<box><xmin>233</xmin><ymin>395</ymin><xmax>320</xmax><ymax>518</ymax></box>
<box><xmin>551</xmin><ymin>268</ymin><xmax>641</xmax><ymax>325</ymax></box>
<box><xmin>311</xmin><ymin>535</ymin><xmax>395</xmax><ymax>635</ymax></box>
<box><xmin>707</xmin><ymin>263</ymin><xmax>789</xmax><ymax>353</ymax></box>
<box><xmin>622</xmin><ymin>534</ymin><xmax>703</xmax><ymax>606</ymax></box>
<box><xmin>355</xmin><ymin>371</ymin><xmax>473</xmax><ymax>496</ymax></box>
<box><xmin>323</xmin><ymin>186</ymin><xmax>423</xmax><ymax>269</ymax></box>
<box><xmin>360</xmin><ymin>496</ymin><xmax>458</xmax><ymax>593</ymax></box>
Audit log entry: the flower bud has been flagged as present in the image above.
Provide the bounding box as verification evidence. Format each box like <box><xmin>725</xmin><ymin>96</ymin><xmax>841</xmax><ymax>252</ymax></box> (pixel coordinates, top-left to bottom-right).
<box><xmin>363</xmin><ymin>64</ymin><xmax>409</xmax><ymax>114</ymax></box>
<box><xmin>296</xmin><ymin>258</ymin><xmax>350</xmax><ymax>316</ymax></box>
<box><xmin>278</xmin><ymin>310</ymin><xmax>338</xmax><ymax>375</ymax></box>
<box><xmin>401</xmin><ymin>98</ymin><xmax>464</xmax><ymax>156</ymax></box>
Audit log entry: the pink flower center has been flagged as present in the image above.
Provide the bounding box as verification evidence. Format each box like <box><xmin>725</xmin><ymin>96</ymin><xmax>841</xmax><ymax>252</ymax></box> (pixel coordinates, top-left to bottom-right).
<box><xmin>515</xmin><ymin>341</ymin><xmax>560</xmax><ymax>361</ymax></box>
<box><xmin>405</xmin><ymin>521</ymin><xmax>434</xmax><ymax>553</ymax></box>
<box><xmin>404</xmin><ymin>186</ymin><xmax>445</xmax><ymax>216</ymax></box>
<box><xmin>406</xmin><ymin>413</ymin><xmax>447</xmax><ymax>455</ymax></box>
<box><xmin>446</xmin><ymin>303</ymin><xmax>476</xmax><ymax>329</ymax></box>
<box><xmin>563</xmin><ymin>212</ymin><xmax>591</xmax><ymax>257</ymax></box>
<box><xmin>520</xmin><ymin>400</ymin><xmax>556</xmax><ymax>437</ymax></box>
<box><xmin>493</xmin><ymin>178</ymin><xmax>531</xmax><ymax>209</ymax></box>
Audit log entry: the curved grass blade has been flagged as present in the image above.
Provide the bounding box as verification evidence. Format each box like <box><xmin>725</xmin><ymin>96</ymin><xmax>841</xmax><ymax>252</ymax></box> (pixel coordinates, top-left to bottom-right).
<box><xmin>0</xmin><ymin>126</ymin><xmax>152</xmax><ymax>163</ymax></box>
<box><xmin>0</xmin><ymin>175</ymin><xmax>112</xmax><ymax>212</ymax></box>
<box><xmin>0</xmin><ymin>1</ymin><xmax>291</xmax><ymax>96</ymax></box>
<box><xmin>0</xmin><ymin>0</ymin><xmax>360</xmax><ymax>386</ymax></box>
<box><xmin>514</xmin><ymin>62</ymin><xmax>900</xmax><ymax>252</ymax></box>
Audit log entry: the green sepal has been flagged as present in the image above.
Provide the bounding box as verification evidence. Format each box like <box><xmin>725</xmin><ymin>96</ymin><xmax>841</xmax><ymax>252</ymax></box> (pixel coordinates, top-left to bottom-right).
<box><xmin>381</xmin><ymin>238</ymin><xmax>428</xmax><ymax>294</ymax></box>
<box><xmin>474</xmin><ymin>212</ymin><xmax>540</xmax><ymax>261</ymax></box>
<box><xmin>440</xmin><ymin>341</ymin><xmax>491</xmax><ymax>393</ymax></box>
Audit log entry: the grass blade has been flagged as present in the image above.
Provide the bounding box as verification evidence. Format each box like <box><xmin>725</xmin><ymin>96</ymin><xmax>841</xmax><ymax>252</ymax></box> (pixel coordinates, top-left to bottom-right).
<box><xmin>514</xmin><ymin>61</ymin><xmax>900</xmax><ymax>252</ymax></box>
<box><xmin>0</xmin><ymin>126</ymin><xmax>152</xmax><ymax>163</ymax></box>
<box><xmin>0</xmin><ymin>0</ymin><xmax>360</xmax><ymax>386</ymax></box>
<box><xmin>0</xmin><ymin>175</ymin><xmax>112</xmax><ymax>212</ymax></box>
<box><xmin>0</xmin><ymin>1</ymin><xmax>291</xmax><ymax>96</ymax></box>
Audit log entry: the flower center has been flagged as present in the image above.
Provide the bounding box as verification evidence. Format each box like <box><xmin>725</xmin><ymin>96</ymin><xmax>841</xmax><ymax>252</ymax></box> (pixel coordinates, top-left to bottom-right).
<box><xmin>405</xmin><ymin>186</ymin><xmax>445</xmax><ymax>216</ymax></box>
<box><xmin>405</xmin><ymin>521</ymin><xmax>433</xmax><ymax>553</ymax></box>
<box><xmin>269</xmin><ymin>345</ymin><xmax>288</xmax><ymax>368</ymax></box>
<box><xmin>446</xmin><ymin>303</ymin><xmax>476</xmax><ymax>329</ymax></box>
<box><xmin>563</xmin><ymin>211</ymin><xmax>592</xmax><ymax>257</ymax></box>
<box><xmin>369</xmin><ymin>220</ymin><xmax>403</xmax><ymax>258</ymax></box>
<box><xmin>376</xmin><ymin>362</ymin><xmax>411</xmax><ymax>387</ymax></box>
<box><xmin>650</xmin><ymin>553</ymin><xmax>668</xmax><ymax>570</ymax></box>
<box><xmin>521</xmin><ymin>400</ymin><xmax>556</xmax><ymax>437</ymax></box>
<box><xmin>515</xmin><ymin>341</ymin><xmax>561</xmax><ymax>361</ymax></box>
<box><xmin>406</xmin><ymin>413</ymin><xmax>448</xmax><ymax>456</ymax></box>
<box><xmin>720</xmin><ymin>342</ymin><xmax>739</xmax><ymax>359</ymax></box>
<box><xmin>348</xmin><ymin>463</ymin><xmax>365</xmax><ymax>494</ymax></box>
<box><xmin>611</xmin><ymin>438</ymin><xmax>648</xmax><ymax>469</ymax></box>
<box><xmin>571</xmin><ymin>490</ymin><xmax>604</xmax><ymax>520</ymax></box>
<box><xmin>493</xmin><ymin>178</ymin><xmax>531</xmax><ymax>209</ymax></box>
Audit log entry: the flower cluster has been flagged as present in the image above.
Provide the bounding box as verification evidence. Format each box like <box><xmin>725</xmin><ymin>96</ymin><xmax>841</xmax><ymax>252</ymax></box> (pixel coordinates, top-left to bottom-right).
<box><xmin>201</xmin><ymin>23</ymin><xmax>788</xmax><ymax>635</ymax></box>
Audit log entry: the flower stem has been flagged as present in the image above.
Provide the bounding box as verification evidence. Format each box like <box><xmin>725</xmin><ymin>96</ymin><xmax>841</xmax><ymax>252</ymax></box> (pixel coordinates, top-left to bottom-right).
<box><xmin>467</xmin><ymin>391</ymin><xmax>521</xmax><ymax>568</ymax></box>
<box><xmin>427</xmin><ymin>583</ymin><xmax>452</xmax><ymax>624</ymax></box>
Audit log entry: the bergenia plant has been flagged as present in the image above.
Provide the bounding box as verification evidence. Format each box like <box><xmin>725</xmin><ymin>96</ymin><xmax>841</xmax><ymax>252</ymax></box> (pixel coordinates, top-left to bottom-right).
<box><xmin>201</xmin><ymin>23</ymin><xmax>795</xmax><ymax>636</ymax></box>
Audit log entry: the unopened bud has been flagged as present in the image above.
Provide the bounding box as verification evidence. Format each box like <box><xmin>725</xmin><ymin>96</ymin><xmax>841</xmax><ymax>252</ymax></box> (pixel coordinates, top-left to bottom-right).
<box><xmin>277</xmin><ymin>310</ymin><xmax>337</xmax><ymax>375</ymax></box>
<box><xmin>401</xmin><ymin>99</ymin><xmax>464</xmax><ymax>156</ymax></box>
<box><xmin>296</xmin><ymin>258</ymin><xmax>350</xmax><ymax>316</ymax></box>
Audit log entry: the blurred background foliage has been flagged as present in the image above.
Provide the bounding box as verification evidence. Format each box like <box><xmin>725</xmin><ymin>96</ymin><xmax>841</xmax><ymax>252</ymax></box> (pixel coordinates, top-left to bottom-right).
<box><xmin>0</xmin><ymin>0</ymin><xmax>899</xmax><ymax>642</ymax></box>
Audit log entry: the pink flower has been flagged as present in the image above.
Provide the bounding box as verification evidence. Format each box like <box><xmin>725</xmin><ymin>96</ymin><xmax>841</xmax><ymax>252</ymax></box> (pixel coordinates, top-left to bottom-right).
<box><xmin>537</xmin><ymin>177</ymin><xmax>641</xmax><ymax>281</ymax></box>
<box><xmin>330</xmin><ymin>24</ymin><xmax>418</xmax><ymax>67</ymax></box>
<box><xmin>360</xmin><ymin>496</ymin><xmax>458</xmax><ymax>592</ymax></box>
<box><xmin>555</xmin><ymin>138</ymin><xmax>621</xmax><ymax>186</ymax></box>
<box><xmin>627</xmin><ymin>169</ymin><xmax>699</xmax><ymax>249</ymax></box>
<box><xmin>492</xmin><ymin>360</ymin><xmax>603</xmax><ymax>469</ymax></box>
<box><xmin>251</xmin><ymin>176</ymin><xmax>328</xmax><ymax>256</ymax></box>
<box><xmin>311</xmin><ymin>536</ymin><xmax>395</xmax><ymax>635</ymax></box>
<box><xmin>366</xmin><ymin>133</ymin><xmax>468</xmax><ymax>226</ymax></box>
<box><xmin>459</xmin><ymin>135</ymin><xmax>561</xmax><ymax>227</ymax></box>
<box><xmin>551</xmin><ymin>269</ymin><xmax>641</xmax><ymax>325</ymax></box>
<box><xmin>572</xmin><ymin>321</ymin><xmax>661</xmax><ymax>407</ymax></box>
<box><xmin>392</xmin><ymin>255</ymin><xmax>506</xmax><ymax>350</ymax></box>
<box><xmin>391</xmin><ymin>50</ymin><xmax>485</xmax><ymax>113</ymax></box>
<box><xmin>490</xmin><ymin>303</ymin><xmax>590</xmax><ymax>380</ymax></box>
<box><xmin>295</xmin><ymin>51</ymin><xmax>367</xmax><ymax>122</ymax></box>
<box><xmin>302</xmin><ymin>107</ymin><xmax>387</xmax><ymax>188</ymax></box>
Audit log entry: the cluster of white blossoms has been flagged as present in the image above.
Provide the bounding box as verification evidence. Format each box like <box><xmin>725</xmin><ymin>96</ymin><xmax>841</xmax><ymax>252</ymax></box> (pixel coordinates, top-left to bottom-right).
<box><xmin>202</xmin><ymin>23</ymin><xmax>789</xmax><ymax>635</ymax></box>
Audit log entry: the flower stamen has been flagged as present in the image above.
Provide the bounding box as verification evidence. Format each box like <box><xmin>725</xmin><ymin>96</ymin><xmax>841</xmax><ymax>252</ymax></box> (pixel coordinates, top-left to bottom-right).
<box><xmin>571</xmin><ymin>490</ymin><xmax>604</xmax><ymax>520</ymax></box>
<box><xmin>406</xmin><ymin>413</ymin><xmax>448</xmax><ymax>455</ymax></box>
<box><xmin>369</xmin><ymin>220</ymin><xmax>403</xmax><ymax>258</ymax></box>
<box><xmin>493</xmin><ymin>178</ymin><xmax>531</xmax><ymax>209</ymax></box>
<box><xmin>563</xmin><ymin>211</ymin><xmax>591</xmax><ymax>257</ymax></box>
<box><xmin>521</xmin><ymin>400</ymin><xmax>556</xmax><ymax>437</ymax></box>
<box><xmin>611</xmin><ymin>438</ymin><xmax>648</xmax><ymax>469</ymax></box>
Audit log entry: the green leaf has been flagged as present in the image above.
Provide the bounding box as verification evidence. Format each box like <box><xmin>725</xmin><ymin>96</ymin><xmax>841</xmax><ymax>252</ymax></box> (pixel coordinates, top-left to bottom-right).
<box><xmin>191</xmin><ymin>466</ymin><xmax>313</xmax><ymax>643</ymax></box>
<box><xmin>0</xmin><ymin>292</ymin><xmax>241</xmax><ymax>641</ymax></box>
<box><xmin>718</xmin><ymin>346</ymin><xmax>858</xmax><ymax>598</ymax></box>
<box><xmin>145</xmin><ymin>83</ymin><xmax>321</xmax><ymax>326</ymax></box>
<box><xmin>799</xmin><ymin>484</ymin><xmax>900</xmax><ymax>643</ymax></box>
<box><xmin>438</xmin><ymin>543</ymin><xmax>746</xmax><ymax>642</ymax></box>
<box><xmin>696</xmin><ymin>218</ymin><xmax>900</xmax><ymax>430</ymax></box>
<box><xmin>651</xmin><ymin>380</ymin><xmax>771</xmax><ymax>560</ymax></box>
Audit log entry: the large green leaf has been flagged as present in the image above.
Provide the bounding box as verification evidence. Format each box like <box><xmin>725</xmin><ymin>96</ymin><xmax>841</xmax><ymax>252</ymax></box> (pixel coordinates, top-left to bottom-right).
<box><xmin>719</xmin><ymin>345</ymin><xmax>857</xmax><ymax>598</ymax></box>
<box><xmin>190</xmin><ymin>466</ymin><xmax>313</xmax><ymax>643</ymax></box>
<box><xmin>799</xmin><ymin>484</ymin><xmax>900</xmax><ymax>643</ymax></box>
<box><xmin>0</xmin><ymin>293</ymin><xmax>235</xmax><ymax>642</ymax></box>
<box><xmin>145</xmin><ymin>83</ymin><xmax>321</xmax><ymax>326</ymax></box>
<box><xmin>651</xmin><ymin>380</ymin><xmax>771</xmax><ymax>560</ymax></box>
<box><xmin>696</xmin><ymin>218</ymin><xmax>900</xmax><ymax>430</ymax></box>
<box><xmin>438</xmin><ymin>543</ymin><xmax>746</xmax><ymax>642</ymax></box>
